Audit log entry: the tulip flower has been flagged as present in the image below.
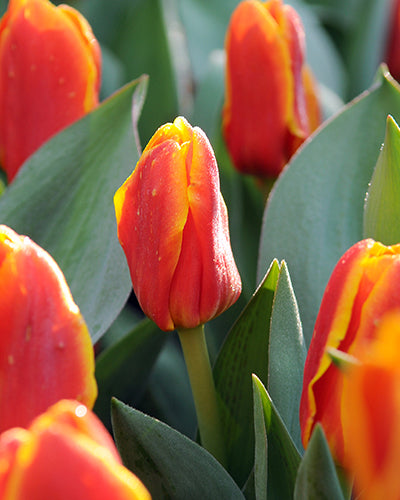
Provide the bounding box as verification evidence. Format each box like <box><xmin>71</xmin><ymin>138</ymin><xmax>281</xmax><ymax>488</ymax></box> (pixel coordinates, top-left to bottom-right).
<box><xmin>385</xmin><ymin>0</ymin><xmax>400</xmax><ymax>81</ymax></box>
<box><xmin>300</xmin><ymin>239</ymin><xmax>400</xmax><ymax>465</ymax></box>
<box><xmin>0</xmin><ymin>0</ymin><xmax>101</xmax><ymax>182</ymax></box>
<box><xmin>114</xmin><ymin>116</ymin><xmax>242</xmax><ymax>333</ymax></box>
<box><xmin>0</xmin><ymin>225</ymin><xmax>97</xmax><ymax>433</ymax></box>
<box><xmin>0</xmin><ymin>399</ymin><xmax>151</xmax><ymax>499</ymax></box>
<box><xmin>342</xmin><ymin>311</ymin><xmax>400</xmax><ymax>499</ymax></box>
<box><xmin>222</xmin><ymin>0</ymin><xmax>321</xmax><ymax>179</ymax></box>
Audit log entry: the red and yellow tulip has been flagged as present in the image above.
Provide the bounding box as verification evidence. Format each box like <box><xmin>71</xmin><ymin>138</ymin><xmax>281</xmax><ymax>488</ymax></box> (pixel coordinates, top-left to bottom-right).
<box><xmin>114</xmin><ymin>116</ymin><xmax>242</xmax><ymax>332</ymax></box>
<box><xmin>0</xmin><ymin>225</ymin><xmax>97</xmax><ymax>432</ymax></box>
<box><xmin>342</xmin><ymin>311</ymin><xmax>400</xmax><ymax>499</ymax></box>
<box><xmin>222</xmin><ymin>0</ymin><xmax>320</xmax><ymax>179</ymax></box>
<box><xmin>0</xmin><ymin>399</ymin><xmax>150</xmax><ymax>499</ymax></box>
<box><xmin>300</xmin><ymin>239</ymin><xmax>400</xmax><ymax>464</ymax></box>
<box><xmin>0</xmin><ymin>0</ymin><xmax>101</xmax><ymax>182</ymax></box>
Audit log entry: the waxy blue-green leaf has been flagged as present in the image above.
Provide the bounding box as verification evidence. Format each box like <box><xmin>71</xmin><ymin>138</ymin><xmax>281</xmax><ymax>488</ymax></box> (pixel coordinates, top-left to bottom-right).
<box><xmin>0</xmin><ymin>76</ymin><xmax>148</xmax><ymax>342</ymax></box>
<box><xmin>111</xmin><ymin>398</ymin><xmax>245</xmax><ymax>500</ymax></box>
<box><xmin>213</xmin><ymin>258</ymin><xmax>306</xmax><ymax>487</ymax></box>
<box><xmin>294</xmin><ymin>425</ymin><xmax>345</xmax><ymax>500</ymax></box>
<box><xmin>258</xmin><ymin>68</ymin><xmax>400</xmax><ymax>346</ymax></box>
<box><xmin>252</xmin><ymin>375</ymin><xmax>301</xmax><ymax>500</ymax></box>
<box><xmin>268</xmin><ymin>262</ymin><xmax>306</xmax><ymax>451</ymax></box>
<box><xmin>94</xmin><ymin>318</ymin><xmax>166</xmax><ymax>431</ymax></box>
<box><xmin>363</xmin><ymin>115</ymin><xmax>400</xmax><ymax>244</ymax></box>
<box><xmin>213</xmin><ymin>260</ymin><xmax>280</xmax><ymax>487</ymax></box>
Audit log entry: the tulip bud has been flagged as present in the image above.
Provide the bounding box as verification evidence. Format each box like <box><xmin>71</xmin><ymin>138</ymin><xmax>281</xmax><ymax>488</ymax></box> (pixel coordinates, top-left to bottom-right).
<box><xmin>222</xmin><ymin>0</ymin><xmax>321</xmax><ymax>179</ymax></box>
<box><xmin>342</xmin><ymin>312</ymin><xmax>400</xmax><ymax>499</ymax></box>
<box><xmin>385</xmin><ymin>0</ymin><xmax>400</xmax><ymax>81</ymax></box>
<box><xmin>300</xmin><ymin>239</ymin><xmax>400</xmax><ymax>464</ymax></box>
<box><xmin>114</xmin><ymin>116</ymin><xmax>242</xmax><ymax>332</ymax></box>
<box><xmin>0</xmin><ymin>400</ymin><xmax>151</xmax><ymax>499</ymax></box>
<box><xmin>0</xmin><ymin>0</ymin><xmax>101</xmax><ymax>182</ymax></box>
<box><xmin>0</xmin><ymin>225</ymin><xmax>97</xmax><ymax>432</ymax></box>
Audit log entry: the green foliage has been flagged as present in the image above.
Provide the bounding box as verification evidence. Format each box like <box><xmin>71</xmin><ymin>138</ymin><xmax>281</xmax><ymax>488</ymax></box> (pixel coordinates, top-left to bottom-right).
<box><xmin>364</xmin><ymin>114</ymin><xmax>400</xmax><ymax>244</ymax></box>
<box><xmin>258</xmin><ymin>69</ymin><xmax>400</xmax><ymax>345</ymax></box>
<box><xmin>111</xmin><ymin>398</ymin><xmax>245</xmax><ymax>500</ymax></box>
<box><xmin>294</xmin><ymin>426</ymin><xmax>345</xmax><ymax>500</ymax></box>
<box><xmin>94</xmin><ymin>319</ymin><xmax>166</xmax><ymax>431</ymax></box>
<box><xmin>0</xmin><ymin>77</ymin><xmax>148</xmax><ymax>342</ymax></box>
<box><xmin>213</xmin><ymin>260</ymin><xmax>306</xmax><ymax>489</ymax></box>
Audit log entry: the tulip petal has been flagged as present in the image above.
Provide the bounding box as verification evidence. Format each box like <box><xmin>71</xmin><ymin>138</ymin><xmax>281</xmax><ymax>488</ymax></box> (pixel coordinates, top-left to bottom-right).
<box><xmin>0</xmin><ymin>0</ymin><xmax>101</xmax><ymax>181</ymax></box>
<box><xmin>301</xmin><ymin>239</ymin><xmax>400</xmax><ymax>463</ymax></box>
<box><xmin>342</xmin><ymin>312</ymin><xmax>400</xmax><ymax>498</ymax></box>
<box><xmin>115</xmin><ymin>135</ymin><xmax>189</xmax><ymax>332</ymax></box>
<box><xmin>223</xmin><ymin>0</ymin><xmax>292</xmax><ymax>176</ymax></box>
<box><xmin>0</xmin><ymin>400</ymin><xmax>150</xmax><ymax>499</ymax></box>
<box><xmin>0</xmin><ymin>226</ymin><xmax>97</xmax><ymax>432</ymax></box>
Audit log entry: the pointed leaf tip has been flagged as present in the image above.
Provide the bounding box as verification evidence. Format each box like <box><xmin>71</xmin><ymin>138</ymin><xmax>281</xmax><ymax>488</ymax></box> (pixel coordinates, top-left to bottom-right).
<box><xmin>364</xmin><ymin>114</ymin><xmax>400</xmax><ymax>245</ymax></box>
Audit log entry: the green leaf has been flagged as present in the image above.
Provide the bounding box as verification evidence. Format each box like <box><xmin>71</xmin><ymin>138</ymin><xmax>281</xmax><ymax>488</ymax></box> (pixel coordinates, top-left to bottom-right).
<box><xmin>257</xmin><ymin>68</ymin><xmax>400</xmax><ymax>346</ymax></box>
<box><xmin>111</xmin><ymin>398</ymin><xmax>245</xmax><ymax>500</ymax></box>
<box><xmin>94</xmin><ymin>318</ymin><xmax>166</xmax><ymax>430</ymax></box>
<box><xmin>76</xmin><ymin>0</ymin><xmax>179</xmax><ymax>144</ymax></box>
<box><xmin>0</xmin><ymin>76</ymin><xmax>148</xmax><ymax>342</ymax></box>
<box><xmin>252</xmin><ymin>377</ymin><xmax>268</xmax><ymax>500</ymax></box>
<box><xmin>268</xmin><ymin>262</ymin><xmax>306</xmax><ymax>452</ymax></box>
<box><xmin>326</xmin><ymin>347</ymin><xmax>360</xmax><ymax>371</ymax></box>
<box><xmin>294</xmin><ymin>425</ymin><xmax>345</xmax><ymax>500</ymax></box>
<box><xmin>252</xmin><ymin>375</ymin><xmax>301</xmax><ymax>500</ymax></box>
<box><xmin>363</xmin><ymin>114</ymin><xmax>400</xmax><ymax>244</ymax></box>
<box><xmin>139</xmin><ymin>335</ymin><xmax>197</xmax><ymax>439</ymax></box>
<box><xmin>342</xmin><ymin>0</ymin><xmax>392</xmax><ymax>98</ymax></box>
<box><xmin>213</xmin><ymin>260</ymin><xmax>280</xmax><ymax>487</ymax></box>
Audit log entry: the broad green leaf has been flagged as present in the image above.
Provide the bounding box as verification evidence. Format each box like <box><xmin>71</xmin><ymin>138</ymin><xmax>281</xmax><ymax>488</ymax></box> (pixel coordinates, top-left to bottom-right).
<box><xmin>363</xmin><ymin>114</ymin><xmax>400</xmax><ymax>244</ymax></box>
<box><xmin>94</xmin><ymin>318</ymin><xmax>166</xmax><ymax>431</ymax></box>
<box><xmin>294</xmin><ymin>425</ymin><xmax>345</xmax><ymax>500</ymax></box>
<box><xmin>257</xmin><ymin>68</ymin><xmax>400</xmax><ymax>346</ymax></box>
<box><xmin>213</xmin><ymin>260</ymin><xmax>280</xmax><ymax>487</ymax></box>
<box><xmin>268</xmin><ymin>262</ymin><xmax>306</xmax><ymax>452</ymax></box>
<box><xmin>252</xmin><ymin>375</ymin><xmax>301</xmax><ymax>500</ymax></box>
<box><xmin>0</xmin><ymin>76</ymin><xmax>148</xmax><ymax>342</ymax></box>
<box><xmin>111</xmin><ymin>398</ymin><xmax>245</xmax><ymax>500</ymax></box>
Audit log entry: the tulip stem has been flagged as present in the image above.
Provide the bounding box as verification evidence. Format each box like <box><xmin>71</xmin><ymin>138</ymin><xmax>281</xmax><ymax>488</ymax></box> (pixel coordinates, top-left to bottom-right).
<box><xmin>177</xmin><ymin>325</ymin><xmax>226</xmax><ymax>466</ymax></box>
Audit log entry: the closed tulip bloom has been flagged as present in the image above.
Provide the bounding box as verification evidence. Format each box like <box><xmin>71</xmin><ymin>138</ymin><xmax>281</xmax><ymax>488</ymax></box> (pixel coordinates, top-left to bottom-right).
<box><xmin>0</xmin><ymin>400</ymin><xmax>151</xmax><ymax>499</ymax></box>
<box><xmin>300</xmin><ymin>239</ymin><xmax>400</xmax><ymax>464</ymax></box>
<box><xmin>222</xmin><ymin>0</ymin><xmax>320</xmax><ymax>178</ymax></box>
<box><xmin>0</xmin><ymin>225</ymin><xmax>97</xmax><ymax>432</ymax></box>
<box><xmin>114</xmin><ymin>116</ymin><xmax>242</xmax><ymax>332</ymax></box>
<box><xmin>0</xmin><ymin>0</ymin><xmax>101</xmax><ymax>182</ymax></box>
<box><xmin>342</xmin><ymin>312</ymin><xmax>400</xmax><ymax>499</ymax></box>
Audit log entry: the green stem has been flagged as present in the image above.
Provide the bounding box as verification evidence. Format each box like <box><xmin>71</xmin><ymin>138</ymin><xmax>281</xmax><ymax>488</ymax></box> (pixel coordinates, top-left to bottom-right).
<box><xmin>177</xmin><ymin>325</ymin><xmax>226</xmax><ymax>466</ymax></box>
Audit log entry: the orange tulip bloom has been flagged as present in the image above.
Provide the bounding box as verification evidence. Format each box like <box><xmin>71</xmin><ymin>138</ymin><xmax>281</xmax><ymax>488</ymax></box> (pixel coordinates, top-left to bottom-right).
<box><xmin>0</xmin><ymin>225</ymin><xmax>97</xmax><ymax>432</ymax></box>
<box><xmin>0</xmin><ymin>400</ymin><xmax>151</xmax><ymax>499</ymax></box>
<box><xmin>114</xmin><ymin>116</ymin><xmax>242</xmax><ymax>332</ymax></box>
<box><xmin>0</xmin><ymin>0</ymin><xmax>101</xmax><ymax>182</ymax></box>
<box><xmin>222</xmin><ymin>0</ymin><xmax>320</xmax><ymax>178</ymax></box>
<box><xmin>300</xmin><ymin>239</ymin><xmax>400</xmax><ymax>464</ymax></box>
<box><xmin>342</xmin><ymin>312</ymin><xmax>400</xmax><ymax>499</ymax></box>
